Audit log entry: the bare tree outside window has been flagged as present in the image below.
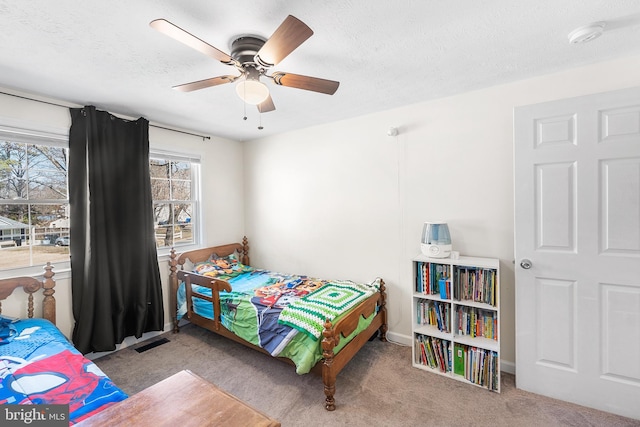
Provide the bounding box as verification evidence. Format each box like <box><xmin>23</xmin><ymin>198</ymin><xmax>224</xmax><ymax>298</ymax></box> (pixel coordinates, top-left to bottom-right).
<box><xmin>0</xmin><ymin>140</ymin><xmax>69</xmax><ymax>270</ymax></box>
<box><xmin>150</xmin><ymin>157</ymin><xmax>197</xmax><ymax>249</ymax></box>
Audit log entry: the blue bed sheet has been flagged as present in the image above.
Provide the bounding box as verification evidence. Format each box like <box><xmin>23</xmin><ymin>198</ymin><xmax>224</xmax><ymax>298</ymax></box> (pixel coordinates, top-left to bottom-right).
<box><xmin>0</xmin><ymin>317</ymin><xmax>128</xmax><ymax>424</ymax></box>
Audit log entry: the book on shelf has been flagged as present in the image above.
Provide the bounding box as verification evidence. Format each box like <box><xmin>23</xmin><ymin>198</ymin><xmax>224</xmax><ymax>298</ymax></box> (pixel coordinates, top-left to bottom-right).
<box><xmin>417</xmin><ymin>299</ymin><xmax>451</xmax><ymax>333</ymax></box>
<box><xmin>438</xmin><ymin>278</ymin><xmax>451</xmax><ymax>299</ymax></box>
<box><xmin>454</xmin><ymin>266</ymin><xmax>497</xmax><ymax>306</ymax></box>
<box><xmin>436</xmin><ymin>303</ymin><xmax>444</xmax><ymax>331</ymax></box>
<box><xmin>453</xmin><ymin>343</ymin><xmax>465</xmax><ymax>376</ymax></box>
<box><xmin>416</xmin><ymin>262</ymin><xmax>432</xmax><ymax>294</ymax></box>
<box><xmin>417</xmin><ymin>262</ymin><xmax>454</xmax><ymax>297</ymax></box>
<box><xmin>415</xmin><ymin>334</ymin><xmax>451</xmax><ymax>373</ymax></box>
<box><xmin>456</xmin><ymin>344</ymin><xmax>499</xmax><ymax>391</ymax></box>
<box><xmin>455</xmin><ymin>306</ymin><xmax>498</xmax><ymax>340</ymax></box>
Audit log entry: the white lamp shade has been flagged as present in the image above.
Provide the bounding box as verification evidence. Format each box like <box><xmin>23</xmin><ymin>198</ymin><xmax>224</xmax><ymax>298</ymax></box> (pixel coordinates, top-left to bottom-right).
<box><xmin>236</xmin><ymin>79</ymin><xmax>269</xmax><ymax>105</ymax></box>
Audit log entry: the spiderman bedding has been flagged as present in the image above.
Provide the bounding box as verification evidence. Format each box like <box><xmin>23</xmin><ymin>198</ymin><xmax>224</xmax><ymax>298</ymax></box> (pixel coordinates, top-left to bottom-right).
<box><xmin>0</xmin><ymin>317</ymin><xmax>127</xmax><ymax>424</ymax></box>
<box><xmin>177</xmin><ymin>254</ymin><xmax>380</xmax><ymax>374</ymax></box>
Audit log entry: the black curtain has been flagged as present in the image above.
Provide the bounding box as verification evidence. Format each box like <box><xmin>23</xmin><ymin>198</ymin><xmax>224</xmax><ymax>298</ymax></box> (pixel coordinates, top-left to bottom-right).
<box><xmin>68</xmin><ymin>106</ymin><xmax>164</xmax><ymax>354</ymax></box>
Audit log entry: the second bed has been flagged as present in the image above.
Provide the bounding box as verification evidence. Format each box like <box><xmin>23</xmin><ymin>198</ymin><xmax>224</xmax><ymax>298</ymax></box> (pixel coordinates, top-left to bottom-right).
<box><xmin>169</xmin><ymin>237</ymin><xmax>388</xmax><ymax>410</ymax></box>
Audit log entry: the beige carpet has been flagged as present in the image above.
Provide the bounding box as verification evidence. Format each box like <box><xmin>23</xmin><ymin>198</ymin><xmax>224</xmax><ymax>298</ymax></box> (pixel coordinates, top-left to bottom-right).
<box><xmin>93</xmin><ymin>323</ymin><xmax>640</xmax><ymax>427</ymax></box>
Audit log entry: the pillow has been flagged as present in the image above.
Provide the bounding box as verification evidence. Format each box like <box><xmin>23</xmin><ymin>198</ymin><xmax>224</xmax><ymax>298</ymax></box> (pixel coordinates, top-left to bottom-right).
<box><xmin>194</xmin><ymin>261</ymin><xmax>218</xmax><ymax>275</ymax></box>
<box><xmin>199</xmin><ymin>252</ymin><xmax>252</xmax><ymax>279</ymax></box>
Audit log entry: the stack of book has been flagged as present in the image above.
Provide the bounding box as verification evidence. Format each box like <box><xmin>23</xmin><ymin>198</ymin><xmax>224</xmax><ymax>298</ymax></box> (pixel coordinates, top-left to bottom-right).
<box><xmin>415</xmin><ymin>262</ymin><xmax>451</xmax><ymax>297</ymax></box>
<box><xmin>455</xmin><ymin>306</ymin><xmax>498</xmax><ymax>340</ymax></box>
<box><xmin>415</xmin><ymin>334</ymin><xmax>452</xmax><ymax>373</ymax></box>
<box><xmin>453</xmin><ymin>267</ymin><xmax>497</xmax><ymax>306</ymax></box>
<box><xmin>416</xmin><ymin>299</ymin><xmax>451</xmax><ymax>332</ymax></box>
<box><xmin>453</xmin><ymin>343</ymin><xmax>499</xmax><ymax>391</ymax></box>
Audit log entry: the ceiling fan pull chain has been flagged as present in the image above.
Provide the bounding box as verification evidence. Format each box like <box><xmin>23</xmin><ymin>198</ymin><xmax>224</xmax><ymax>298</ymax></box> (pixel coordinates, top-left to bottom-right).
<box><xmin>242</xmin><ymin>92</ymin><xmax>247</xmax><ymax>121</ymax></box>
<box><xmin>258</xmin><ymin>111</ymin><xmax>264</xmax><ymax>130</ymax></box>
<box><xmin>150</xmin><ymin>15</ymin><xmax>339</xmax><ymax>125</ymax></box>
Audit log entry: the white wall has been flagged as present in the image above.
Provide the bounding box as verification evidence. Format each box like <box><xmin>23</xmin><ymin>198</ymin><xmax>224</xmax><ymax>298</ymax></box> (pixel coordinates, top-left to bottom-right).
<box><xmin>3</xmin><ymin>52</ymin><xmax>640</xmax><ymax>363</ymax></box>
<box><xmin>0</xmin><ymin>90</ymin><xmax>245</xmax><ymax>340</ymax></box>
<box><xmin>243</xmin><ymin>53</ymin><xmax>640</xmax><ymax>368</ymax></box>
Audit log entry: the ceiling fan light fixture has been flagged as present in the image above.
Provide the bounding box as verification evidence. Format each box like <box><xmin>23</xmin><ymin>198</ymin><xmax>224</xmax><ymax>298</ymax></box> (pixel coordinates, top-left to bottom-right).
<box><xmin>236</xmin><ymin>79</ymin><xmax>269</xmax><ymax>105</ymax></box>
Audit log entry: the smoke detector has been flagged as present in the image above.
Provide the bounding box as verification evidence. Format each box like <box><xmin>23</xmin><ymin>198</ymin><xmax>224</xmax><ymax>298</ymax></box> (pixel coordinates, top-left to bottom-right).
<box><xmin>568</xmin><ymin>22</ymin><xmax>605</xmax><ymax>44</ymax></box>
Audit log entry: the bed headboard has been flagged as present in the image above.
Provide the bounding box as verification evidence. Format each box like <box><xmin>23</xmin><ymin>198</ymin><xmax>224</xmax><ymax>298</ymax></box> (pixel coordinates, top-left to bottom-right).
<box><xmin>0</xmin><ymin>262</ymin><xmax>56</xmax><ymax>325</ymax></box>
<box><xmin>171</xmin><ymin>236</ymin><xmax>250</xmax><ymax>267</ymax></box>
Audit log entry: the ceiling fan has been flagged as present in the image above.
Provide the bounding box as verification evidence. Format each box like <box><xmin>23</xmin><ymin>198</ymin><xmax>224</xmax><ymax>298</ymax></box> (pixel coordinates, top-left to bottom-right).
<box><xmin>149</xmin><ymin>15</ymin><xmax>340</xmax><ymax>113</ymax></box>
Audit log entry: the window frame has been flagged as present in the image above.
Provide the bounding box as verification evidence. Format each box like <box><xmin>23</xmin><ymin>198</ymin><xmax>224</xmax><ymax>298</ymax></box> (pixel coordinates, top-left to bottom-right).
<box><xmin>0</xmin><ymin>123</ymin><xmax>204</xmax><ymax>274</ymax></box>
<box><xmin>0</xmin><ymin>124</ymin><xmax>71</xmax><ymax>276</ymax></box>
<box><xmin>149</xmin><ymin>149</ymin><xmax>202</xmax><ymax>256</ymax></box>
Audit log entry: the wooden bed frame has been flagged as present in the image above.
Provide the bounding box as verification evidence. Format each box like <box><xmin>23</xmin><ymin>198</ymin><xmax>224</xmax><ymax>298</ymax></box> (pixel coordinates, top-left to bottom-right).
<box><xmin>0</xmin><ymin>262</ymin><xmax>56</xmax><ymax>324</ymax></box>
<box><xmin>169</xmin><ymin>237</ymin><xmax>388</xmax><ymax>411</ymax></box>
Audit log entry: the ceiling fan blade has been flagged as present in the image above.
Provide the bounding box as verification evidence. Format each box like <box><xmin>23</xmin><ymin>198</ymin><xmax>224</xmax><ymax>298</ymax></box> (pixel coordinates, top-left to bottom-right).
<box><xmin>254</xmin><ymin>15</ymin><xmax>313</xmax><ymax>68</ymax></box>
<box><xmin>271</xmin><ymin>72</ymin><xmax>339</xmax><ymax>95</ymax></box>
<box><xmin>257</xmin><ymin>95</ymin><xmax>276</xmax><ymax>113</ymax></box>
<box><xmin>172</xmin><ymin>75</ymin><xmax>237</xmax><ymax>92</ymax></box>
<box><xmin>150</xmin><ymin>19</ymin><xmax>236</xmax><ymax>66</ymax></box>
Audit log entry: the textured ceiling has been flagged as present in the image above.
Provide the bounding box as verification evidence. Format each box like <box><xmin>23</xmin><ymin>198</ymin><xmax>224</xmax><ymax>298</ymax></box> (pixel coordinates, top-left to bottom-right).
<box><xmin>1</xmin><ymin>1</ymin><xmax>639</xmax><ymax>141</ymax></box>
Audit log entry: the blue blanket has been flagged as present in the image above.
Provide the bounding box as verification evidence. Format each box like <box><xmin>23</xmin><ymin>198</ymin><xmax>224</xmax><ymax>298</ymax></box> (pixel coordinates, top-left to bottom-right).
<box><xmin>0</xmin><ymin>318</ymin><xmax>127</xmax><ymax>424</ymax></box>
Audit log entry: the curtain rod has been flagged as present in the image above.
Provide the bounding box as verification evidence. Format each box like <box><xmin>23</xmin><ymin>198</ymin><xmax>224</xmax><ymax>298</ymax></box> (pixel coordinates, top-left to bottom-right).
<box><xmin>0</xmin><ymin>91</ymin><xmax>211</xmax><ymax>141</ymax></box>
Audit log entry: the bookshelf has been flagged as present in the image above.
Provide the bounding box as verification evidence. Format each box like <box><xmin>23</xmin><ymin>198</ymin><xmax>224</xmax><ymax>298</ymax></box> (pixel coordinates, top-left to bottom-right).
<box><xmin>411</xmin><ymin>253</ymin><xmax>500</xmax><ymax>392</ymax></box>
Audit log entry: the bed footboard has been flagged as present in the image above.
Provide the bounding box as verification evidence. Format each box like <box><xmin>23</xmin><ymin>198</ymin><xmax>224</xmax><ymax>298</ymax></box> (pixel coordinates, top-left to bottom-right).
<box><xmin>176</xmin><ymin>270</ymin><xmax>232</xmax><ymax>333</ymax></box>
<box><xmin>169</xmin><ymin>237</ymin><xmax>249</xmax><ymax>332</ymax></box>
<box><xmin>321</xmin><ymin>279</ymin><xmax>387</xmax><ymax>410</ymax></box>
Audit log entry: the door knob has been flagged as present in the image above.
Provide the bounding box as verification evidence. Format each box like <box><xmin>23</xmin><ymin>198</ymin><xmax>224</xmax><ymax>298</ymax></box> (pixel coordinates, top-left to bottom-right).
<box><xmin>520</xmin><ymin>259</ymin><xmax>532</xmax><ymax>269</ymax></box>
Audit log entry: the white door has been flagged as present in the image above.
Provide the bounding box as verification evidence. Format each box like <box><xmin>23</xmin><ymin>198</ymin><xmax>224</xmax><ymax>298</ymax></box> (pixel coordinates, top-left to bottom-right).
<box><xmin>514</xmin><ymin>87</ymin><xmax>640</xmax><ymax>420</ymax></box>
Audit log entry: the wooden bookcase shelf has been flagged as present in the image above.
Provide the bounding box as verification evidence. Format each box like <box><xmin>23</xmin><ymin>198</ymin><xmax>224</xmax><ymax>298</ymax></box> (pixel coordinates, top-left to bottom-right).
<box><xmin>411</xmin><ymin>254</ymin><xmax>500</xmax><ymax>392</ymax></box>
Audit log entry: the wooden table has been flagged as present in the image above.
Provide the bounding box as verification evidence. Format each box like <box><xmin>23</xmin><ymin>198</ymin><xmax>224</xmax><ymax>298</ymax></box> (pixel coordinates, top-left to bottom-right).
<box><xmin>76</xmin><ymin>370</ymin><xmax>280</xmax><ymax>427</ymax></box>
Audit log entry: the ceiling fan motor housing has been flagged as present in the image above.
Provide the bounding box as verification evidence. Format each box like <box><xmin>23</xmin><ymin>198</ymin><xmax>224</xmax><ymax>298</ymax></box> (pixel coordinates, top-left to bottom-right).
<box><xmin>230</xmin><ymin>36</ymin><xmax>267</xmax><ymax>67</ymax></box>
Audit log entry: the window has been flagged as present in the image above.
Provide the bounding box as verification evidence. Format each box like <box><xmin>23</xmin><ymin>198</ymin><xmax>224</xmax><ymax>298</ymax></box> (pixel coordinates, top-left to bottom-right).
<box><xmin>0</xmin><ymin>137</ymin><xmax>69</xmax><ymax>271</ymax></box>
<box><xmin>150</xmin><ymin>151</ymin><xmax>200</xmax><ymax>250</ymax></box>
<box><xmin>0</xmin><ymin>129</ymin><xmax>201</xmax><ymax>271</ymax></box>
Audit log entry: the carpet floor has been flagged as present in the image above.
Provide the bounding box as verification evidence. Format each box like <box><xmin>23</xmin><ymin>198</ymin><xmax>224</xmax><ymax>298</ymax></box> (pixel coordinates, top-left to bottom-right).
<box><xmin>92</xmin><ymin>324</ymin><xmax>640</xmax><ymax>427</ymax></box>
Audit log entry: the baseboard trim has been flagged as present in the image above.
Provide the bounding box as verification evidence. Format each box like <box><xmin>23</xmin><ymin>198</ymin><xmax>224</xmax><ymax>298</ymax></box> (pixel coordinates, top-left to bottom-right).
<box><xmin>501</xmin><ymin>359</ymin><xmax>515</xmax><ymax>375</ymax></box>
<box><xmin>386</xmin><ymin>331</ymin><xmax>412</xmax><ymax>346</ymax></box>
